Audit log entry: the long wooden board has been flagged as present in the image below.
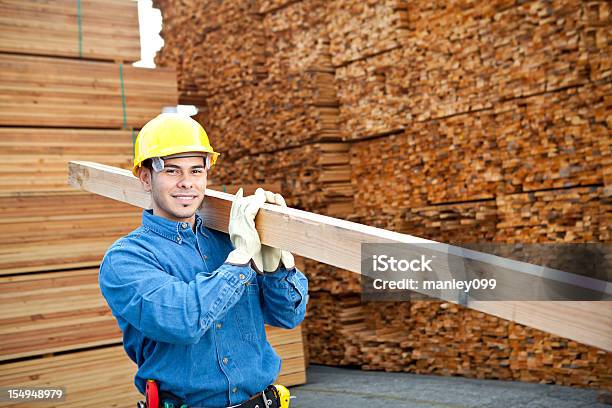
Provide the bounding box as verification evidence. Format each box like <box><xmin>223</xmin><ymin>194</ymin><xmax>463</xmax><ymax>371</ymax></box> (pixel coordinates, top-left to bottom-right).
<box><xmin>0</xmin><ymin>0</ymin><xmax>140</xmax><ymax>61</ymax></box>
<box><xmin>68</xmin><ymin>161</ymin><xmax>612</xmax><ymax>352</ymax></box>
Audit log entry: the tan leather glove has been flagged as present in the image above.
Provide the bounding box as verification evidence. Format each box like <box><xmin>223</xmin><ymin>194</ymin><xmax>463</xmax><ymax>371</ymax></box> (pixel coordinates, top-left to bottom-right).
<box><xmin>254</xmin><ymin>188</ymin><xmax>295</xmax><ymax>273</ymax></box>
<box><xmin>225</xmin><ymin>188</ymin><xmax>266</xmax><ymax>273</ymax></box>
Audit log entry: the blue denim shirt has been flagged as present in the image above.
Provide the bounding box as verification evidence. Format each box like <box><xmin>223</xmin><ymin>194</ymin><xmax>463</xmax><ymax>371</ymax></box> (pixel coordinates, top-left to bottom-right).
<box><xmin>99</xmin><ymin>209</ymin><xmax>308</xmax><ymax>408</ymax></box>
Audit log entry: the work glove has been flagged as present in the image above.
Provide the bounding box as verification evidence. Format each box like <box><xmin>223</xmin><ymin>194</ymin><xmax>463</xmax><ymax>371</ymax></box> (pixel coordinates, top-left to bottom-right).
<box><xmin>225</xmin><ymin>188</ymin><xmax>266</xmax><ymax>273</ymax></box>
<box><xmin>252</xmin><ymin>188</ymin><xmax>296</xmax><ymax>273</ymax></box>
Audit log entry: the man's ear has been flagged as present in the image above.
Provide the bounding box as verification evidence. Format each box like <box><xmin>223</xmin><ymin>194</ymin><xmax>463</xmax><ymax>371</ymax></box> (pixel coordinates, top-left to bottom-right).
<box><xmin>138</xmin><ymin>167</ymin><xmax>152</xmax><ymax>193</ymax></box>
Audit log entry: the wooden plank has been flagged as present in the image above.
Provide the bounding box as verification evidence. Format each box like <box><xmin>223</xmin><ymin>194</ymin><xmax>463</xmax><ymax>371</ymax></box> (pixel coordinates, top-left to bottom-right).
<box><xmin>68</xmin><ymin>161</ymin><xmax>612</xmax><ymax>352</ymax></box>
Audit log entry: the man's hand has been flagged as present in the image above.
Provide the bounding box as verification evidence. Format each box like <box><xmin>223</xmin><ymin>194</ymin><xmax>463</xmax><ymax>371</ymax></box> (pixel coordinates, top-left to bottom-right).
<box><xmin>225</xmin><ymin>188</ymin><xmax>266</xmax><ymax>272</ymax></box>
<box><xmin>254</xmin><ymin>188</ymin><xmax>295</xmax><ymax>273</ymax></box>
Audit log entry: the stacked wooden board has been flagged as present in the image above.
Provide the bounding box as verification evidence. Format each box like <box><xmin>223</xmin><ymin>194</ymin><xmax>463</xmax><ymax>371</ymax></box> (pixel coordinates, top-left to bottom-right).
<box><xmin>155</xmin><ymin>0</ymin><xmax>343</xmax><ymax>158</ymax></box>
<box><xmin>335</xmin><ymin>0</ymin><xmax>597</xmax><ymax>139</ymax></box>
<box><xmin>0</xmin><ymin>0</ymin><xmax>140</xmax><ymax>61</ymax></box>
<box><xmin>0</xmin><ymin>54</ymin><xmax>177</xmax><ymax>128</ymax></box>
<box><xmin>210</xmin><ymin>143</ymin><xmax>353</xmax><ymax>217</ymax></box>
<box><xmin>0</xmin><ymin>268</ymin><xmax>121</xmax><ymax>360</ymax></box>
<box><xmin>0</xmin><ymin>1</ymin><xmax>159</xmax><ymax>404</ymax></box>
<box><xmin>0</xmin><ymin>0</ymin><xmax>305</xmax><ymax>405</ymax></box>
<box><xmin>153</xmin><ymin>0</ymin><xmax>265</xmax><ymax>102</ymax></box>
<box><xmin>0</xmin><ymin>128</ymin><xmax>133</xmax><ymax>194</ymax></box>
<box><xmin>496</xmin><ymin>187</ymin><xmax>606</xmax><ymax>243</ymax></box>
<box><xmin>1</xmin><ymin>347</ymin><xmax>141</xmax><ymax>407</ymax></box>
<box><xmin>342</xmin><ymin>0</ymin><xmax>611</xmax><ymax>388</ymax></box>
<box><xmin>326</xmin><ymin>0</ymin><xmax>409</xmax><ymax>66</ymax></box>
<box><xmin>152</xmin><ymin>0</ymin><xmax>611</xmax><ymax>390</ymax></box>
<box><xmin>0</xmin><ymin>193</ymin><xmax>141</xmax><ymax>274</ymax></box>
<box><xmin>0</xmin><ymin>266</ymin><xmax>305</xmax><ymax>376</ymax></box>
<box><xmin>0</xmin><ymin>330</ymin><xmax>305</xmax><ymax>408</ymax></box>
<box><xmin>195</xmin><ymin>67</ymin><xmax>341</xmax><ymax>158</ymax></box>
<box><xmin>305</xmin><ymin>296</ymin><xmax>611</xmax><ymax>388</ymax></box>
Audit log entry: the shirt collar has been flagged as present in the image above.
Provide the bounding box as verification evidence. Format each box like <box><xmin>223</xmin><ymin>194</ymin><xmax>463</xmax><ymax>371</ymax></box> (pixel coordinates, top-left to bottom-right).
<box><xmin>142</xmin><ymin>209</ymin><xmax>205</xmax><ymax>243</ymax></box>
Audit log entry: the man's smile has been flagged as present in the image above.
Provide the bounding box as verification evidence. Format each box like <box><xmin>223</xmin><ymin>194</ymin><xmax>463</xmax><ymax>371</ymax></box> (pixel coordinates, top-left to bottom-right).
<box><xmin>172</xmin><ymin>193</ymin><xmax>199</xmax><ymax>204</ymax></box>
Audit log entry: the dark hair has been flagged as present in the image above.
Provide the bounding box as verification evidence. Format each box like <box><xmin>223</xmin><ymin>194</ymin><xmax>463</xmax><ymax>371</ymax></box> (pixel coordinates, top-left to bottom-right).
<box><xmin>139</xmin><ymin>159</ymin><xmax>155</xmax><ymax>180</ymax></box>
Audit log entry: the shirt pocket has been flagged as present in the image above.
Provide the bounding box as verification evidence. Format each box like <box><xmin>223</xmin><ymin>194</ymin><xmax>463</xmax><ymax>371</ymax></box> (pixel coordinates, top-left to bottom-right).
<box><xmin>233</xmin><ymin>278</ymin><xmax>264</xmax><ymax>343</ymax></box>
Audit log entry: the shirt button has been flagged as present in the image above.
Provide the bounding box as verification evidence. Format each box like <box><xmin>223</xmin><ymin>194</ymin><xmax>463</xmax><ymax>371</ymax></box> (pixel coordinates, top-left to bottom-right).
<box><xmin>216</xmin><ymin>323</ymin><xmax>222</xmax><ymax>329</ymax></box>
<box><xmin>239</xmin><ymin>273</ymin><xmax>245</xmax><ymax>280</ymax></box>
<box><xmin>222</xmin><ymin>357</ymin><xmax>229</xmax><ymax>365</ymax></box>
<box><xmin>232</xmin><ymin>387</ymin><xmax>238</xmax><ymax>393</ymax></box>
<box><xmin>181</xmin><ymin>222</ymin><xmax>188</xmax><ymax>229</ymax></box>
<box><xmin>203</xmin><ymin>255</ymin><xmax>208</xmax><ymax>260</ymax></box>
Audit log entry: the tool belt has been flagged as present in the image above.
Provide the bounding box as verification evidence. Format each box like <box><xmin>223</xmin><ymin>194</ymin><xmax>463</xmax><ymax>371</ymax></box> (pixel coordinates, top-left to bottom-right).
<box><xmin>137</xmin><ymin>383</ymin><xmax>282</xmax><ymax>408</ymax></box>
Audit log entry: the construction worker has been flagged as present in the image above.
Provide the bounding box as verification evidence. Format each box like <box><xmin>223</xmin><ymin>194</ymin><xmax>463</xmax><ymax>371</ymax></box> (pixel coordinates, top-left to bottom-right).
<box><xmin>99</xmin><ymin>113</ymin><xmax>308</xmax><ymax>408</ymax></box>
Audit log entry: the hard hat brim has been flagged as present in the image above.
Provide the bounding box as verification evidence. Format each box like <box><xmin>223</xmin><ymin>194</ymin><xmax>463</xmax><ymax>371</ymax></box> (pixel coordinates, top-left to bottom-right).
<box><xmin>132</xmin><ymin>147</ymin><xmax>220</xmax><ymax>176</ymax></box>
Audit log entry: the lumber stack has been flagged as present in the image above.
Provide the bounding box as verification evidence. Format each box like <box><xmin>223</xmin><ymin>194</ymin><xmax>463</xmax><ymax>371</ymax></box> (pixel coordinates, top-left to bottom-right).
<box><xmin>324</xmin><ymin>0</ymin><xmax>610</xmax><ymax>388</ymax></box>
<box><xmin>296</xmin><ymin>257</ymin><xmax>360</xmax><ymax>295</ymax></box>
<box><xmin>261</xmin><ymin>0</ymin><xmax>330</xmax><ymax>76</ymax></box>
<box><xmin>402</xmin><ymin>201</ymin><xmax>499</xmax><ymax>245</ymax></box>
<box><xmin>496</xmin><ymin>186</ymin><xmax>606</xmax><ymax>243</ymax></box>
<box><xmin>0</xmin><ymin>193</ymin><xmax>141</xmax><ymax>275</ymax></box>
<box><xmin>0</xmin><ymin>268</ymin><xmax>121</xmax><ymax>360</ymax></box>
<box><xmin>0</xmin><ymin>0</ymin><xmax>140</xmax><ymax>61</ymax></box>
<box><xmin>0</xmin><ymin>128</ymin><xmax>133</xmax><ymax>194</ymax></box>
<box><xmin>1</xmin><ymin>1</ymin><xmax>308</xmax><ymax>404</ymax></box>
<box><xmin>146</xmin><ymin>0</ymin><xmax>202</xmax><ymax>102</ymax></box>
<box><xmin>153</xmin><ymin>0</ymin><xmax>265</xmax><ymax>102</ymax></box>
<box><xmin>349</xmin><ymin>82</ymin><xmax>606</xmax><ymax>209</ymax></box>
<box><xmin>0</xmin><ymin>346</ymin><xmax>140</xmax><ymax>408</ymax></box>
<box><xmin>0</xmin><ymin>1</ymin><xmax>178</xmax><ymax>277</ymax></box>
<box><xmin>305</xmin><ymin>296</ymin><xmax>611</xmax><ymax>388</ymax></box>
<box><xmin>335</xmin><ymin>0</ymin><xmax>597</xmax><ymax>139</ymax></box>
<box><xmin>0</xmin><ymin>54</ymin><xmax>177</xmax><ymax>128</ymax></box>
<box><xmin>497</xmin><ymin>83</ymin><xmax>609</xmax><ymax>194</ymax></box>
<box><xmin>349</xmin><ymin>124</ymin><xmax>500</xmax><ymax>214</ymax></box>
<box><xmin>401</xmin><ymin>301</ymin><xmax>610</xmax><ymax>387</ymax></box>
<box><xmin>151</xmin><ymin>0</ymin><xmax>611</xmax><ymax>390</ymax></box>
<box><xmin>195</xmin><ymin>67</ymin><xmax>341</xmax><ymax>158</ymax></box>
<box><xmin>581</xmin><ymin>1</ymin><xmax>611</xmax><ymax>83</ymax></box>
<box><xmin>156</xmin><ymin>0</ymin><xmax>343</xmax><ymax>157</ymax></box>
<box><xmin>326</xmin><ymin>0</ymin><xmax>408</xmax><ymax>66</ymax></box>
<box><xmin>0</xmin><ymin>329</ymin><xmax>304</xmax><ymax>408</ymax></box>
<box><xmin>0</xmin><ymin>265</ymin><xmax>306</xmax><ymax>381</ymax></box>
<box><xmin>303</xmin><ymin>292</ymin><xmax>366</xmax><ymax>365</ymax></box>
<box><xmin>209</xmin><ymin>142</ymin><xmax>353</xmax><ymax>218</ymax></box>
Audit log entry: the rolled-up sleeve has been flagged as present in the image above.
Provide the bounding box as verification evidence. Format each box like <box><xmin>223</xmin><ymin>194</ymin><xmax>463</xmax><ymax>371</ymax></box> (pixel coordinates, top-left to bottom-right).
<box><xmin>99</xmin><ymin>243</ymin><xmax>255</xmax><ymax>345</ymax></box>
<box><xmin>257</xmin><ymin>266</ymin><xmax>308</xmax><ymax>329</ymax></box>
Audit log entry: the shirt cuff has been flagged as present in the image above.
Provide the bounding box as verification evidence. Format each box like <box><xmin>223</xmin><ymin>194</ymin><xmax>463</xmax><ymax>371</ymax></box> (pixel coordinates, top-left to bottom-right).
<box><xmin>219</xmin><ymin>263</ymin><xmax>255</xmax><ymax>286</ymax></box>
<box><xmin>265</xmin><ymin>267</ymin><xmax>308</xmax><ymax>310</ymax></box>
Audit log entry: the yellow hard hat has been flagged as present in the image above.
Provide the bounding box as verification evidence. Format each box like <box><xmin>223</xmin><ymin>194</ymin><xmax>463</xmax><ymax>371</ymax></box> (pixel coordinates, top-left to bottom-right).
<box><xmin>273</xmin><ymin>384</ymin><xmax>291</xmax><ymax>408</ymax></box>
<box><xmin>132</xmin><ymin>113</ymin><xmax>220</xmax><ymax>176</ymax></box>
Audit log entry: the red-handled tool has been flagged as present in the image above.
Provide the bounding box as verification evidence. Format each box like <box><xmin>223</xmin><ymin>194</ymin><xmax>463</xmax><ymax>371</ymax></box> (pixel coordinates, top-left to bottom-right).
<box><xmin>146</xmin><ymin>379</ymin><xmax>159</xmax><ymax>408</ymax></box>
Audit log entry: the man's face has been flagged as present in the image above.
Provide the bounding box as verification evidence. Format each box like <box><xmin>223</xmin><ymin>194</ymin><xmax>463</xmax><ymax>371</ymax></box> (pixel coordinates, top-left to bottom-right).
<box><xmin>139</xmin><ymin>156</ymin><xmax>207</xmax><ymax>223</ymax></box>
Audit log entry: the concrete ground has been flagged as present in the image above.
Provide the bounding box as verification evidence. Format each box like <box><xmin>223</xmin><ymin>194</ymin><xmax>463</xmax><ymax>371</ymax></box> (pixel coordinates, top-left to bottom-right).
<box><xmin>288</xmin><ymin>365</ymin><xmax>610</xmax><ymax>408</ymax></box>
